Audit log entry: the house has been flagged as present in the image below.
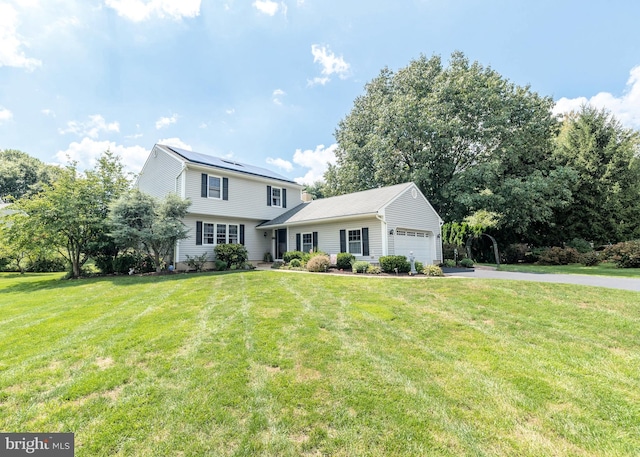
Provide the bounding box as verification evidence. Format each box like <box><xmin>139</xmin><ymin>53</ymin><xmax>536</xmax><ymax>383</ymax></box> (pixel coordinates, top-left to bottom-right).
<box><xmin>136</xmin><ymin>144</ymin><xmax>443</xmax><ymax>269</ymax></box>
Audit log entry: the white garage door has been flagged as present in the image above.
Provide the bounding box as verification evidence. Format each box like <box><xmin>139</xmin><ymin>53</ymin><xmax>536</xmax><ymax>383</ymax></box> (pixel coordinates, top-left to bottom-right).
<box><xmin>395</xmin><ymin>230</ymin><xmax>431</xmax><ymax>265</ymax></box>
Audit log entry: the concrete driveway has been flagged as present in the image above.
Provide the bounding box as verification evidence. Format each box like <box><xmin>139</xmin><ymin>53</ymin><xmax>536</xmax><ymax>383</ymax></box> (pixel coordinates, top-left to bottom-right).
<box><xmin>445</xmin><ymin>268</ymin><xmax>640</xmax><ymax>292</ymax></box>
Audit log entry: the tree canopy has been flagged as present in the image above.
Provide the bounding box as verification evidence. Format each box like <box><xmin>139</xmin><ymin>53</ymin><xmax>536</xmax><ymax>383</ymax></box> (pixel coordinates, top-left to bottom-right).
<box><xmin>0</xmin><ymin>149</ymin><xmax>58</xmax><ymax>201</ymax></box>
<box><xmin>109</xmin><ymin>189</ymin><xmax>191</xmax><ymax>272</ymax></box>
<box><xmin>326</xmin><ymin>52</ymin><xmax>640</xmax><ymax>245</ymax></box>
<box><xmin>7</xmin><ymin>151</ymin><xmax>130</xmax><ymax>277</ymax></box>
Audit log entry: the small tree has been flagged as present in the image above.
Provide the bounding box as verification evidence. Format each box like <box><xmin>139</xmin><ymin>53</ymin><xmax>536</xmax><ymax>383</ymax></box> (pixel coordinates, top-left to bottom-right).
<box><xmin>110</xmin><ymin>190</ymin><xmax>191</xmax><ymax>272</ymax></box>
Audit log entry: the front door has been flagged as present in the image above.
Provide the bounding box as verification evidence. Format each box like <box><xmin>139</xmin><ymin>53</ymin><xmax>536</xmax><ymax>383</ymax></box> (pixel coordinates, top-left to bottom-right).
<box><xmin>275</xmin><ymin>229</ymin><xmax>287</xmax><ymax>260</ymax></box>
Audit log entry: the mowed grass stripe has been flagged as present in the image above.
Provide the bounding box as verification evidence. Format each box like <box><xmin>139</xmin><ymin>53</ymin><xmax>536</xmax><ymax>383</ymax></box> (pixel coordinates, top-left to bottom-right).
<box><xmin>1</xmin><ymin>272</ymin><xmax>639</xmax><ymax>456</ymax></box>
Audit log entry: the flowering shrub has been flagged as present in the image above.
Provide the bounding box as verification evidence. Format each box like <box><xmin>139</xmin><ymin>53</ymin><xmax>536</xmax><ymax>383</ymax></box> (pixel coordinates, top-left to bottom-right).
<box><xmin>602</xmin><ymin>240</ymin><xmax>640</xmax><ymax>268</ymax></box>
<box><xmin>536</xmin><ymin>247</ymin><xmax>581</xmax><ymax>265</ymax></box>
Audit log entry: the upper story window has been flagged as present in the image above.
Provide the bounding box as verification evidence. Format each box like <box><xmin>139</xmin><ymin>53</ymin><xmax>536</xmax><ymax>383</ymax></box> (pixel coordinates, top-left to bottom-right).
<box><xmin>271</xmin><ymin>187</ymin><xmax>281</xmax><ymax>207</ymax></box>
<box><xmin>208</xmin><ymin>175</ymin><xmax>221</xmax><ymax>199</ymax></box>
<box><xmin>201</xmin><ymin>173</ymin><xmax>228</xmax><ymax>200</ymax></box>
<box><xmin>267</xmin><ymin>185</ymin><xmax>286</xmax><ymax>208</ymax></box>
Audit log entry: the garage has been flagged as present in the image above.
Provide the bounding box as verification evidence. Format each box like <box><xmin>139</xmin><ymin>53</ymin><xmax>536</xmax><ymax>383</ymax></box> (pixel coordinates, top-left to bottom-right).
<box><xmin>394</xmin><ymin>229</ymin><xmax>432</xmax><ymax>265</ymax></box>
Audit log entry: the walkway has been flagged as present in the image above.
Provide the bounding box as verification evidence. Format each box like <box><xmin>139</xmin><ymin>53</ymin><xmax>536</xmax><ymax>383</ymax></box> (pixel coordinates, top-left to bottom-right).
<box><xmin>445</xmin><ymin>268</ymin><xmax>640</xmax><ymax>292</ymax></box>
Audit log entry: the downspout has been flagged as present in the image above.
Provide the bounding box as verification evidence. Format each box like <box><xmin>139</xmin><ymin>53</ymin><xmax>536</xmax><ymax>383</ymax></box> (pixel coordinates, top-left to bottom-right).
<box><xmin>175</xmin><ymin>163</ymin><xmax>188</xmax><ymax>267</ymax></box>
<box><xmin>376</xmin><ymin>213</ymin><xmax>388</xmax><ymax>257</ymax></box>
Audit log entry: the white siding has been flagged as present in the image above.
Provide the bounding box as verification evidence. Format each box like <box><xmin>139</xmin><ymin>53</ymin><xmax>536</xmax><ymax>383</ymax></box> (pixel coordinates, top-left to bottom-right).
<box><xmin>383</xmin><ymin>186</ymin><xmax>443</xmax><ymax>263</ymax></box>
<box><xmin>185</xmin><ymin>168</ymin><xmax>303</xmax><ymax>220</ymax></box>
<box><xmin>283</xmin><ymin>217</ymin><xmax>385</xmax><ymax>262</ymax></box>
<box><xmin>177</xmin><ymin>215</ymin><xmax>272</xmax><ymax>268</ymax></box>
<box><xmin>136</xmin><ymin>146</ymin><xmax>184</xmax><ymax>198</ymax></box>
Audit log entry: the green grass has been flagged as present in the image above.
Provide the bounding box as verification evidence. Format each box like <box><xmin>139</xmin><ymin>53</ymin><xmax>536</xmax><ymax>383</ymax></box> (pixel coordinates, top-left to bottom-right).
<box><xmin>496</xmin><ymin>262</ymin><xmax>640</xmax><ymax>278</ymax></box>
<box><xmin>1</xmin><ymin>271</ymin><xmax>640</xmax><ymax>456</ymax></box>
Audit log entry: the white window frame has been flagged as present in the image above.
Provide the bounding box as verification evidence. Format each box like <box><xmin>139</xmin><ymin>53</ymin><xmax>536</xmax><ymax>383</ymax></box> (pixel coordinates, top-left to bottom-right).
<box><xmin>347</xmin><ymin>228</ymin><xmax>362</xmax><ymax>255</ymax></box>
<box><xmin>207</xmin><ymin>175</ymin><xmax>222</xmax><ymax>200</ymax></box>
<box><xmin>203</xmin><ymin>223</ymin><xmax>215</xmax><ymax>245</ymax></box>
<box><xmin>271</xmin><ymin>187</ymin><xmax>282</xmax><ymax>208</ymax></box>
<box><xmin>302</xmin><ymin>232</ymin><xmax>313</xmax><ymax>253</ymax></box>
<box><xmin>228</xmin><ymin>224</ymin><xmax>239</xmax><ymax>244</ymax></box>
<box><xmin>204</xmin><ymin>222</ymin><xmax>240</xmax><ymax>245</ymax></box>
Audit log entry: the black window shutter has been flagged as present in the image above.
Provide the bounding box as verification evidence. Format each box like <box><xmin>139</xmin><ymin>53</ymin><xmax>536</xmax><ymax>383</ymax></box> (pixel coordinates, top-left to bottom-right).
<box><xmin>196</xmin><ymin>221</ymin><xmax>203</xmax><ymax>245</ymax></box>
<box><xmin>296</xmin><ymin>233</ymin><xmax>301</xmax><ymax>251</ymax></box>
<box><xmin>240</xmin><ymin>224</ymin><xmax>245</xmax><ymax>245</ymax></box>
<box><xmin>267</xmin><ymin>186</ymin><xmax>272</xmax><ymax>206</ymax></box>
<box><xmin>201</xmin><ymin>174</ymin><xmax>208</xmax><ymax>198</ymax></box>
<box><xmin>339</xmin><ymin>230</ymin><xmax>346</xmax><ymax>253</ymax></box>
<box><xmin>282</xmin><ymin>189</ymin><xmax>287</xmax><ymax>208</ymax></box>
<box><xmin>312</xmin><ymin>232</ymin><xmax>318</xmax><ymax>250</ymax></box>
<box><xmin>362</xmin><ymin>227</ymin><xmax>370</xmax><ymax>256</ymax></box>
<box><xmin>223</xmin><ymin>178</ymin><xmax>229</xmax><ymax>200</ymax></box>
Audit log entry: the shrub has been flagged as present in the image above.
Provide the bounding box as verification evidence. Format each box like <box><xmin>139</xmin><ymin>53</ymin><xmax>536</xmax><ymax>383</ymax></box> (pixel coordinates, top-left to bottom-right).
<box><xmin>414</xmin><ymin>261</ymin><xmax>423</xmax><ymax>273</ymax></box>
<box><xmin>423</xmin><ymin>264</ymin><xmax>444</xmax><ymax>276</ymax></box>
<box><xmin>602</xmin><ymin>240</ymin><xmax>640</xmax><ymax>268</ymax></box>
<box><xmin>336</xmin><ymin>252</ymin><xmax>355</xmax><ymax>270</ymax></box>
<box><xmin>442</xmin><ymin>243</ymin><xmax>458</xmax><ymax>260</ymax></box>
<box><xmin>289</xmin><ymin>258</ymin><xmax>302</xmax><ymax>268</ymax></box>
<box><xmin>580</xmin><ymin>251</ymin><xmax>600</xmax><ymax>267</ymax></box>
<box><xmin>185</xmin><ymin>253</ymin><xmax>209</xmax><ymax>272</ymax></box>
<box><xmin>263</xmin><ymin>252</ymin><xmax>273</xmax><ymax>262</ymax></box>
<box><xmin>502</xmin><ymin>243</ymin><xmax>536</xmax><ymax>264</ymax></box>
<box><xmin>270</xmin><ymin>261</ymin><xmax>283</xmax><ymax>269</ymax></box>
<box><xmin>366</xmin><ymin>264</ymin><xmax>381</xmax><ymax>274</ymax></box>
<box><xmin>283</xmin><ymin>251</ymin><xmax>305</xmax><ymax>263</ymax></box>
<box><xmin>352</xmin><ymin>260</ymin><xmax>370</xmax><ymax>273</ymax></box>
<box><xmin>26</xmin><ymin>256</ymin><xmax>67</xmax><ymax>273</ymax></box>
<box><xmin>214</xmin><ymin>259</ymin><xmax>228</xmax><ymax>271</ymax></box>
<box><xmin>442</xmin><ymin>259</ymin><xmax>456</xmax><ymax>268</ymax></box>
<box><xmin>214</xmin><ymin>244</ymin><xmax>248</xmax><ymax>270</ymax></box>
<box><xmin>567</xmin><ymin>238</ymin><xmax>593</xmax><ymax>254</ymax></box>
<box><xmin>110</xmin><ymin>253</ymin><xmax>140</xmax><ymax>274</ymax></box>
<box><xmin>306</xmin><ymin>255</ymin><xmax>330</xmax><ymax>272</ymax></box>
<box><xmin>460</xmin><ymin>258</ymin><xmax>474</xmax><ymax>268</ymax></box>
<box><xmin>379</xmin><ymin>255</ymin><xmax>410</xmax><ymax>273</ymax></box>
<box><xmin>537</xmin><ymin>246</ymin><xmax>581</xmax><ymax>265</ymax></box>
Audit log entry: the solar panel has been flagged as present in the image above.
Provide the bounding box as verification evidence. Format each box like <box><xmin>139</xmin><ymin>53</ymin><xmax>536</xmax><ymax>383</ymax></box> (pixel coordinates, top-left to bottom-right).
<box><xmin>163</xmin><ymin>145</ymin><xmax>295</xmax><ymax>183</ymax></box>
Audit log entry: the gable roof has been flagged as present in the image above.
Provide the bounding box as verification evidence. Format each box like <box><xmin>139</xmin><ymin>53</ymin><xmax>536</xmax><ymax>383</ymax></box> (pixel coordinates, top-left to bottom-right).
<box><xmin>259</xmin><ymin>182</ymin><xmax>417</xmax><ymax>227</ymax></box>
<box><xmin>158</xmin><ymin>144</ymin><xmax>298</xmax><ymax>184</ymax></box>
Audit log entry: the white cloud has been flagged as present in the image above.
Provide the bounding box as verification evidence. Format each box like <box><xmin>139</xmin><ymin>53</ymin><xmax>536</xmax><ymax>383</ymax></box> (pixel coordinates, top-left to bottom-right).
<box><xmin>0</xmin><ymin>106</ymin><xmax>13</xmax><ymax>123</ymax></box>
<box><xmin>253</xmin><ymin>0</ymin><xmax>279</xmax><ymax>16</ymax></box>
<box><xmin>266</xmin><ymin>157</ymin><xmax>293</xmax><ymax>172</ymax></box>
<box><xmin>157</xmin><ymin>137</ymin><xmax>192</xmax><ymax>150</ymax></box>
<box><xmin>307</xmin><ymin>76</ymin><xmax>330</xmax><ymax>87</ymax></box>
<box><xmin>292</xmin><ymin>143</ymin><xmax>338</xmax><ymax>184</ymax></box>
<box><xmin>59</xmin><ymin>114</ymin><xmax>120</xmax><ymax>138</ymax></box>
<box><xmin>56</xmin><ymin>138</ymin><xmax>149</xmax><ymax>174</ymax></box>
<box><xmin>272</xmin><ymin>88</ymin><xmax>286</xmax><ymax>105</ymax></box>
<box><xmin>41</xmin><ymin>108</ymin><xmax>55</xmax><ymax>117</ymax></box>
<box><xmin>226</xmin><ymin>108</ymin><xmax>235</xmax><ymax>115</ymax></box>
<box><xmin>155</xmin><ymin>113</ymin><xmax>178</xmax><ymax>129</ymax></box>
<box><xmin>310</xmin><ymin>44</ymin><xmax>350</xmax><ymax>85</ymax></box>
<box><xmin>0</xmin><ymin>3</ymin><xmax>42</xmax><ymax>71</ymax></box>
<box><xmin>553</xmin><ymin>65</ymin><xmax>640</xmax><ymax>129</ymax></box>
<box><xmin>104</xmin><ymin>0</ymin><xmax>201</xmax><ymax>22</ymax></box>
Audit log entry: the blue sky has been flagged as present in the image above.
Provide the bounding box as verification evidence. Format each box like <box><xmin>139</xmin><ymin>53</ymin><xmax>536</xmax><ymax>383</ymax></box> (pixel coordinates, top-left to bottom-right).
<box><xmin>1</xmin><ymin>0</ymin><xmax>639</xmax><ymax>184</ymax></box>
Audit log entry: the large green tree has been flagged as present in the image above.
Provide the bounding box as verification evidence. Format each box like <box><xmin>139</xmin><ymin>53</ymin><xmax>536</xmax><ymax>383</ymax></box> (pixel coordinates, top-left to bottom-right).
<box><xmin>553</xmin><ymin>106</ymin><xmax>640</xmax><ymax>244</ymax></box>
<box><xmin>8</xmin><ymin>151</ymin><xmax>130</xmax><ymax>278</ymax></box>
<box><xmin>109</xmin><ymin>189</ymin><xmax>191</xmax><ymax>272</ymax></box>
<box><xmin>326</xmin><ymin>52</ymin><xmax>568</xmax><ymax>238</ymax></box>
<box><xmin>0</xmin><ymin>149</ymin><xmax>57</xmax><ymax>201</ymax></box>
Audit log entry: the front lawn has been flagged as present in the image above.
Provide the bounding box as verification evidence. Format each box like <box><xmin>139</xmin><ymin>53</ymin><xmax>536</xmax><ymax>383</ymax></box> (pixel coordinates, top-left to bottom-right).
<box><xmin>1</xmin><ymin>271</ymin><xmax>639</xmax><ymax>456</ymax></box>
<box><xmin>497</xmin><ymin>262</ymin><xmax>640</xmax><ymax>277</ymax></box>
